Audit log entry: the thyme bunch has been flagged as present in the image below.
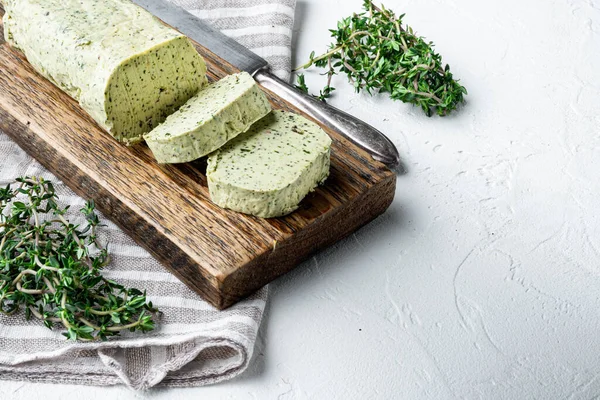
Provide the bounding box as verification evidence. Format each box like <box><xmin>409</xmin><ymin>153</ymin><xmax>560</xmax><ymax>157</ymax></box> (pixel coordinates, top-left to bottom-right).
<box><xmin>295</xmin><ymin>0</ymin><xmax>467</xmax><ymax>116</ymax></box>
<box><xmin>0</xmin><ymin>177</ymin><xmax>157</xmax><ymax>341</ymax></box>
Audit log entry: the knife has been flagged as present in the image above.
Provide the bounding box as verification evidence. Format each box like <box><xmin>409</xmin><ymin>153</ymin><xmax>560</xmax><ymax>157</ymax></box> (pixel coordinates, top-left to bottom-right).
<box><xmin>131</xmin><ymin>0</ymin><xmax>400</xmax><ymax>167</ymax></box>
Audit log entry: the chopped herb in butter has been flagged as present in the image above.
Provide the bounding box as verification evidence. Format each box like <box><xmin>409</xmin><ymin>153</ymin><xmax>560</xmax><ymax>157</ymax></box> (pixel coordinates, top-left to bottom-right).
<box><xmin>144</xmin><ymin>72</ymin><xmax>271</xmax><ymax>164</ymax></box>
<box><xmin>207</xmin><ymin>110</ymin><xmax>332</xmax><ymax>218</ymax></box>
<box><xmin>3</xmin><ymin>0</ymin><xmax>208</xmax><ymax>144</ymax></box>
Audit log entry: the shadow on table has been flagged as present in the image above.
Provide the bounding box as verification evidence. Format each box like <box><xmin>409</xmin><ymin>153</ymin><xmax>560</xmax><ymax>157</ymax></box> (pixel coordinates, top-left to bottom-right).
<box><xmin>229</xmin><ymin>198</ymin><xmax>405</xmax><ymax>384</ymax></box>
<box><xmin>270</xmin><ymin>200</ymin><xmax>405</xmax><ymax>297</ymax></box>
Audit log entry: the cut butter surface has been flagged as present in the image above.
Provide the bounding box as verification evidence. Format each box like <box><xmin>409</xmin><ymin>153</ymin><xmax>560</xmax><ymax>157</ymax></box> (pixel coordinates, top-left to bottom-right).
<box><xmin>2</xmin><ymin>0</ymin><xmax>207</xmax><ymax>144</ymax></box>
<box><xmin>144</xmin><ymin>72</ymin><xmax>271</xmax><ymax>164</ymax></box>
<box><xmin>207</xmin><ymin>110</ymin><xmax>332</xmax><ymax>218</ymax></box>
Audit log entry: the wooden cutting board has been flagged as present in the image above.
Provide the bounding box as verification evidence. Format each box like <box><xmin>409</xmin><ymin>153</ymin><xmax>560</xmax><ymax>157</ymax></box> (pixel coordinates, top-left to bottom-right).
<box><xmin>0</xmin><ymin>5</ymin><xmax>396</xmax><ymax>309</ymax></box>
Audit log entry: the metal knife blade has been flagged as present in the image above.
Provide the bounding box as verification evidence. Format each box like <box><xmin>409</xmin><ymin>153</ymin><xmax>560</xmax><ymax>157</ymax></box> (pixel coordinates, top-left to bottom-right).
<box><xmin>131</xmin><ymin>0</ymin><xmax>400</xmax><ymax>167</ymax></box>
<box><xmin>131</xmin><ymin>0</ymin><xmax>267</xmax><ymax>75</ymax></box>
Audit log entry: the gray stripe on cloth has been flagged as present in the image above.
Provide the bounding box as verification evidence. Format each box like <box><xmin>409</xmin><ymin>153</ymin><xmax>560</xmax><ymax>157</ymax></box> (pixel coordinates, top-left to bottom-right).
<box><xmin>202</xmin><ymin>13</ymin><xmax>294</xmax><ymax>30</ymax></box>
<box><xmin>0</xmin><ymin>0</ymin><xmax>291</xmax><ymax>390</ymax></box>
<box><xmin>228</xmin><ymin>32</ymin><xmax>292</xmax><ymax>48</ymax></box>
<box><xmin>173</xmin><ymin>0</ymin><xmax>296</xmax><ymax>10</ymax></box>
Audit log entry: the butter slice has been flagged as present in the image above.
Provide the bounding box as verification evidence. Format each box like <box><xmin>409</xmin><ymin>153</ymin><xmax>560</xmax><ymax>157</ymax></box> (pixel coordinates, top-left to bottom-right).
<box><xmin>207</xmin><ymin>110</ymin><xmax>332</xmax><ymax>218</ymax></box>
<box><xmin>144</xmin><ymin>72</ymin><xmax>271</xmax><ymax>164</ymax></box>
<box><xmin>3</xmin><ymin>0</ymin><xmax>207</xmax><ymax>144</ymax></box>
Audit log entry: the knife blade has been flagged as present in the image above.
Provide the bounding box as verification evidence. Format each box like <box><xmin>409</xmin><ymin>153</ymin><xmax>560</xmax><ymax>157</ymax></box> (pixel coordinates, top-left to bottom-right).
<box><xmin>131</xmin><ymin>0</ymin><xmax>400</xmax><ymax>167</ymax></box>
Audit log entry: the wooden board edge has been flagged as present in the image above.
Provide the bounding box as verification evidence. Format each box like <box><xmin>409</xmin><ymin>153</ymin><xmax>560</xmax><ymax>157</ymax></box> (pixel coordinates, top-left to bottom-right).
<box><xmin>215</xmin><ymin>173</ymin><xmax>397</xmax><ymax>309</ymax></box>
<box><xmin>0</xmin><ymin>108</ymin><xmax>227</xmax><ymax>308</ymax></box>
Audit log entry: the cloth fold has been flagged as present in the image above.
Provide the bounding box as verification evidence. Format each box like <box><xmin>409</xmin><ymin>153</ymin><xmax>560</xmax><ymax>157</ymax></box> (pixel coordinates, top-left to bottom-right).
<box><xmin>0</xmin><ymin>0</ymin><xmax>296</xmax><ymax>390</ymax></box>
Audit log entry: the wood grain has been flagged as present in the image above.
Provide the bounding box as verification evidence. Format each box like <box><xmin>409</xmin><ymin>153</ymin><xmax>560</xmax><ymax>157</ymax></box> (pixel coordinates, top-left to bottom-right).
<box><xmin>0</xmin><ymin>5</ymin><xmax>396</xmax><ymax>309</ymax></box>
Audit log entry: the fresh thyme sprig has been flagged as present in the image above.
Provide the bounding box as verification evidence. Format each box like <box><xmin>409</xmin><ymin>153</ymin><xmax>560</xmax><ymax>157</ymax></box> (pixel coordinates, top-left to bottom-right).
<box><xmin>294</xmin><ymin>0</ymin><xmax>467</xmax><ymax>116</ymax></box>
<box><xmin>0</xmin><ymin>177</ymin><xmax>157</xmax><ymax>341</ymax></box>
<box><xmin>295</xmin><ymin>73</ymin><xmax>336</xmax><ymax>102</ymax></box>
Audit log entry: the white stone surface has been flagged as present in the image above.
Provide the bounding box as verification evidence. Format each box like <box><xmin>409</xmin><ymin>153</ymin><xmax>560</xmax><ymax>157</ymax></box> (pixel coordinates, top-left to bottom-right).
<box><xmin>2</xmin><ymin>0</ymin><xmax>600</xmax><ymax>398</ymax></box>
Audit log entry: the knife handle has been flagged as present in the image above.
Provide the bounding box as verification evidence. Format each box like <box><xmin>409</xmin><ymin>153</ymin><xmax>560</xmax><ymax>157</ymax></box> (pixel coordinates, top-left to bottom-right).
<box><xmin>253</xmin><ymin>67</ymin><xmax>400</xmax><ymax>167</ymax></box>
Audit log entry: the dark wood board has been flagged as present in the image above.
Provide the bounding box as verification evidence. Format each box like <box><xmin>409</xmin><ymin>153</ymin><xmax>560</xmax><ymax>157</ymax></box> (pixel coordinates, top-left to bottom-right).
<box><xmin>0</xmin><ymin>5</ymin><xmax>396</xmax><ymax>309</ymax></box>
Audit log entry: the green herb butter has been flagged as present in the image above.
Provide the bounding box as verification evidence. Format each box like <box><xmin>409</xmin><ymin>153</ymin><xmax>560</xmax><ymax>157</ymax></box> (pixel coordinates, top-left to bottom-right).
<box><xmin>2</xmin><ymin>0</ymin><xmax>208</xmax><ymax>144</ymax></box>
<box><xmin>144</xmin><ymin>72</ymin><xmax>271</xmax><ymax>164</ymax></box>
<box><xmin>207</xmin><ymin>110</ymin><xmax>332</xmax><ymax>218</ymax></box>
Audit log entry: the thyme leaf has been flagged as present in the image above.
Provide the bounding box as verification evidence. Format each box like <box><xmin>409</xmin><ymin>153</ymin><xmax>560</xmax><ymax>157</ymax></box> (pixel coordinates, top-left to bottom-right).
<box><xmin>294</xmin><ymin>0</ymin><xmax>467</xmax><ymax>116</ymax></box>
<box><xmin>295</xmin><ymin>73</ymin><xmax>335</xmax><ymax>102</ymax></box>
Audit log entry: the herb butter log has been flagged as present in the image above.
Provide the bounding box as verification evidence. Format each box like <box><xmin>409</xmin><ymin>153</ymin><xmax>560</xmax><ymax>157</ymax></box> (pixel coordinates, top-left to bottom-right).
<box><xmin>144</xmin><ymin>72</ymin><xmax>271</xmax><ymax>163</ymax></box>
<box><xmin>207</xmin><ymin>110</ymin><xmax>332</xmax><ymax>218</ymax></box>
<box><xmin>2</xmin><ymin>0</ymin><xmax>207</xmax><ymax>144</ymax></box>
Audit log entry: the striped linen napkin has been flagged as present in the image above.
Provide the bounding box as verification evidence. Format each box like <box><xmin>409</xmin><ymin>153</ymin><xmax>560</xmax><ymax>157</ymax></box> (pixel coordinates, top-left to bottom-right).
<box><xmin>0</xmin><ymin>0</ymin><xmax>296</xmax><ymax>390</ymax></box>
<box><xmin>176</xmin><ymin>0</ymin><xmax>296</xmax><ymax>80</ymax></box>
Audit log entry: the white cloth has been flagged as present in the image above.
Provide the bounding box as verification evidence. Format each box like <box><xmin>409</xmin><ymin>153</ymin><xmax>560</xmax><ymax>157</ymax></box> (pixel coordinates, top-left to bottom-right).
<box><xmin>174</xmin><ymin>0</ymin><xmax>296</xmax><ymax>80</ymax></box>
<box><xmin>0</xmin><ymin>0</ymin><xmax>296</xmax><ymax>390</ymax></box>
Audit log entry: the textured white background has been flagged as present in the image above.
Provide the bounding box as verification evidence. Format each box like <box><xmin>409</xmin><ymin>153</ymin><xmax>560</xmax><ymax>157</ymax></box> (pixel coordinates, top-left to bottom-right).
<box><xmin>3</xmin><ymin>0</ymin><xmax>600</xmax><ymax>398</ymax></box>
